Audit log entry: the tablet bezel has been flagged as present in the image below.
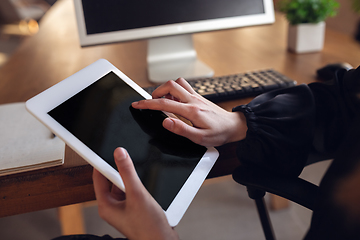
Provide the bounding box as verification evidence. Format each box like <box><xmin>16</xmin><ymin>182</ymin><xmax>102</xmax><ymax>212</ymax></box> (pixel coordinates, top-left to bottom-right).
<box><xmin>26</xmin><ymin>59</ymin><xmax>219</xmax><ymax>226</ymax></box>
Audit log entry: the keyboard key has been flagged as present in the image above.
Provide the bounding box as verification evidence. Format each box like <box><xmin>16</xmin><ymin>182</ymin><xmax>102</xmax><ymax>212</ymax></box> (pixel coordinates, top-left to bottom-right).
<box><xmin>144</xmin><ymin>69</ymin><xmax>297</xmax><ymax>102</ymax></box>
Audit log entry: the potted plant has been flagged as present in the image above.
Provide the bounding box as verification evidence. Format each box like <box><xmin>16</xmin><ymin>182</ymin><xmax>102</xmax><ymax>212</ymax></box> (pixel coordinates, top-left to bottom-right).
<box><xmin>279</xmin><ymin>0</ymin><xmax>339</xmax><ymax>53</ymax></box>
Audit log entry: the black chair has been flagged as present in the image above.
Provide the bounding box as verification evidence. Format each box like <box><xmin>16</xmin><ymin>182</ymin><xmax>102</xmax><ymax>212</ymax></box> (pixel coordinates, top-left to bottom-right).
<box><xmin>232</xmin><ymin>153</ymin><xmax>331</xmax><ymax>240</ymax></box>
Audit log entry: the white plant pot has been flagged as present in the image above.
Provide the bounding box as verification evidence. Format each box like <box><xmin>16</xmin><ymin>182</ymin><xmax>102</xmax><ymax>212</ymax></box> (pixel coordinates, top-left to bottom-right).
<box><xmin>287</xmin><ymin>22</ymin><xmax>326</xmax><ymax>53</ymax></box>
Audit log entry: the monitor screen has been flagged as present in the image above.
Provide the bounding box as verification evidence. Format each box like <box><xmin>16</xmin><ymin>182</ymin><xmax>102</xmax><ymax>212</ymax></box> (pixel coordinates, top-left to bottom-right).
<box><xmin>73</xmin><ymin>0</ymin><xmax>275</xmax><ymax>82</ymax></box>
<box><xmin>83</xmin><ymin>1</ymin><xmax>264</xmax><ymax>34</ymax></box>
<box><xmin>74</xmin><ymin>0</ymin><xmax>274</xmax><ymax>46</ymax></box>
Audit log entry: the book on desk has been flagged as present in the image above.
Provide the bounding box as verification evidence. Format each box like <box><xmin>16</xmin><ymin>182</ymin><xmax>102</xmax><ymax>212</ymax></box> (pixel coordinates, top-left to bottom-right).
<box><xmin>0</xmin><ymin>102</ymin><xmax>64</xmax><ymax>176</ymax></box>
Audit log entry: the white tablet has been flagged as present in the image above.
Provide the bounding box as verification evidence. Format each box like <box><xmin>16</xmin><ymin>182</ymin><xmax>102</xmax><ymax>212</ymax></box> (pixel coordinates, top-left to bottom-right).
<box><xmin>26</xmin><ymin>59</ymin><xmax>219</xmax><ymax>226</ymax></box>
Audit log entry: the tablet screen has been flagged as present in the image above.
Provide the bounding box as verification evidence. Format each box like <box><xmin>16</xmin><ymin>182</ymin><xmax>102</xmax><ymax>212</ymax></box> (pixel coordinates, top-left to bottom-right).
<box><xmin>48</xmin><ymin>71</ymin><xmax>207</xmax><ymax>210</ymax></box>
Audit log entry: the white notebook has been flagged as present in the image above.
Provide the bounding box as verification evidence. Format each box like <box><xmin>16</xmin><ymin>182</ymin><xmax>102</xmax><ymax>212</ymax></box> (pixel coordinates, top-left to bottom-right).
<box><xmin>0</xmin><ymin>102</ymin><xmax>64</xmax><ymax>176</ymax></box>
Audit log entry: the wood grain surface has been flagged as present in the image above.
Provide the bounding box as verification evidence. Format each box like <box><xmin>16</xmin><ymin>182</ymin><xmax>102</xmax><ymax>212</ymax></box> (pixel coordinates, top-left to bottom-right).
<box><xmin>1</xmin><ymin>0</ymin><xmax>359</xmax><ymax>217</ymax></box>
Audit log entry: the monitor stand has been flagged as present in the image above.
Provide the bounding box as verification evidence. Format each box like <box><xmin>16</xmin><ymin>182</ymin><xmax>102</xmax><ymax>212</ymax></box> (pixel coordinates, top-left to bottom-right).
<box><xmin>147</xmin><ymin>34</ymin><xmax>214</xmax><ymax>83</ymax></box>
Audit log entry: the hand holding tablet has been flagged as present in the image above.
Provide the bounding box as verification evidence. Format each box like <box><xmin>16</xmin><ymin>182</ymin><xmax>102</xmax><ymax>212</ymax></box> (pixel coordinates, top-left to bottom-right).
<box><xmin>26</xmin><ymin>59</ymin><xmax>219</xmax><ymax>226</ymax></box>
<box><xmin>93</xmin><ymin>147</ymin><xmax>179</xmax><ymax>240</ymax></box>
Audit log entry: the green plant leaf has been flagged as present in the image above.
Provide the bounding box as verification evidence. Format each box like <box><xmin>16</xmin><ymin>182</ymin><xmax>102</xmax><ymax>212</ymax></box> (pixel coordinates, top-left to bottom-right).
<box><xmin>278</xmin><ymin>0</ymin><xmax>339</xmax><ymax>25</ymax></box>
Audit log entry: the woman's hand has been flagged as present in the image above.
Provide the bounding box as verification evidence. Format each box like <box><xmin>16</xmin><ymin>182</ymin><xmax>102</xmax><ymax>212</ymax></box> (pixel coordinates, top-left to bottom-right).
<box><xmin>132</xmin><ymin>78</ymin><xmax>247</xmax><ymax>147</ymax></box>
<box><xmin>93</xmin><ymin>147</ymin><xmax>179</xmax><ymax>240</ymax></box>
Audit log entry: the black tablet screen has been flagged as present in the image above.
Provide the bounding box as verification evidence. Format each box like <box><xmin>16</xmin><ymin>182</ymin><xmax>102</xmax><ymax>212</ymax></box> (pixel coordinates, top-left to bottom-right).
<box><xmin>48</xmin><ymin>71</ymin><xmax>207</xmax><ymax>210</ymax></box>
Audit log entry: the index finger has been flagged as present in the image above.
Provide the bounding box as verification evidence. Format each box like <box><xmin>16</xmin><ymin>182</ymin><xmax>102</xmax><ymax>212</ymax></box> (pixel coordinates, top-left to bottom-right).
<box><xmin>132</xmin><ymin>98</ymin><xmax>192</xmax><ymax>120</ymax></box>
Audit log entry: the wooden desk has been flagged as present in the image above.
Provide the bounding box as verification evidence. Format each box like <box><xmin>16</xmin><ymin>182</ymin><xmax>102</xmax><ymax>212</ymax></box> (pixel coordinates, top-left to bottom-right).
<box><xmin>1</xmin><ymin>0</ymin><xmax>360</xmax><ymax>218</ymax></box>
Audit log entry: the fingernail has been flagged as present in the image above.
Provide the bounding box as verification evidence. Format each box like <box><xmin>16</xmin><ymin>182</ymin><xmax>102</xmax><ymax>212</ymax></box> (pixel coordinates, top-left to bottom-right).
<box><xmin>131</xmin><ymin>101</ymin><xmax>139</xmax><ymax>106</ymax></box>
<box><xmin>114</xmin><ymin>147</ymin><xmax>128</xmax><ymax>160</ymax></box>
<box><xmin>163</xmin><ymin>118</ymin><xmax>174</xmax><ymax>130</ymax></box>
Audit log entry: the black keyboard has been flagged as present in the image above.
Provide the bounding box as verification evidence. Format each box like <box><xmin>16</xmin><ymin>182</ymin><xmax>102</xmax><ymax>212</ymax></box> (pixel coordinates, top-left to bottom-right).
<box><xmin>144</xmin><ymin>69</ymin><xmax>297</xmax><ymax>102</ymax></box>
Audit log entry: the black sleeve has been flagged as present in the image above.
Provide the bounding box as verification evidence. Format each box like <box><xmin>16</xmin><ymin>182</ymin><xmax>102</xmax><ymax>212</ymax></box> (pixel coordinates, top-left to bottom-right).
<box><xmin>233</xmin><ymin>84</ymin><xmax>316</xmax><ymax>177</ymax></box>
<box><xmin>309</xmin><ymin>67</ymin><xmax>360</xmax><ymax>156</ymax></box>
<box><xmin>233</xmin><ymin>65</ymin><xmax>360</xmax><ymax>177</ymax></box>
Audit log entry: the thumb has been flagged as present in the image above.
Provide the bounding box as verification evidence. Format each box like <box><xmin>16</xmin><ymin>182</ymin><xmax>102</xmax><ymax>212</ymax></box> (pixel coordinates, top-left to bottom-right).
<box><xmin>163</xmin><ymin>117</ymin><xmax>202</xmax><ymax>145</ymax></box>
<box><xmin>113</xmin><ymin>147</ymin><xmax>143</xmax><ymax>195</ymax></box>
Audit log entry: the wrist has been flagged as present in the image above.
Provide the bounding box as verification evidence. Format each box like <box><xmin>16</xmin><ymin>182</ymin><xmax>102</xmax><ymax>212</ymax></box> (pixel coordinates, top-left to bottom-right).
<box><xmin>225</xmin><ymin>111</ymin><xmax>247</xmax><ymax>144</ymax></box>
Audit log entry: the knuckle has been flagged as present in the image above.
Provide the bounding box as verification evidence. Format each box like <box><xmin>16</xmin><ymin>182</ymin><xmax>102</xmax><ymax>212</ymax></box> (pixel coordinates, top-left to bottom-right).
<box><xmin>187</xmin><ymin>105</ymin><xmax>203</xmax><ymax>119</ymax></box>
<box><xmin>165</xmin><ymin>80</ymin><xmax>176</xmax><ymax>88</ymax></box>
<box><xmin>157</xmin><ymin>97</ymin><xmax>167</xmax><ymax>103</ymax></box>
<box><xmin>187</xmin><ymin>104</ymin><xmax>200</xmax><ymax>114</ymax></box>
<box><xmin>156</xmin><ymin>98</ymin><xmax>169</xmax><ymax>106</ymax></box>
<box><xmin>119</xmin><ymin>160</ymin><xmax>132</xmax><ymax>173</ymax></box>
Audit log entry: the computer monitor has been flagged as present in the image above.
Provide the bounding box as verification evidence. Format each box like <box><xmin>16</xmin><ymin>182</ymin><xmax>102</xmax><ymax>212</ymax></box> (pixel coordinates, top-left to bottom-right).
<box><xmin>73</xmin><ymin>0</ymin><xmax>275</xmax><ymax>83</ymax></box>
